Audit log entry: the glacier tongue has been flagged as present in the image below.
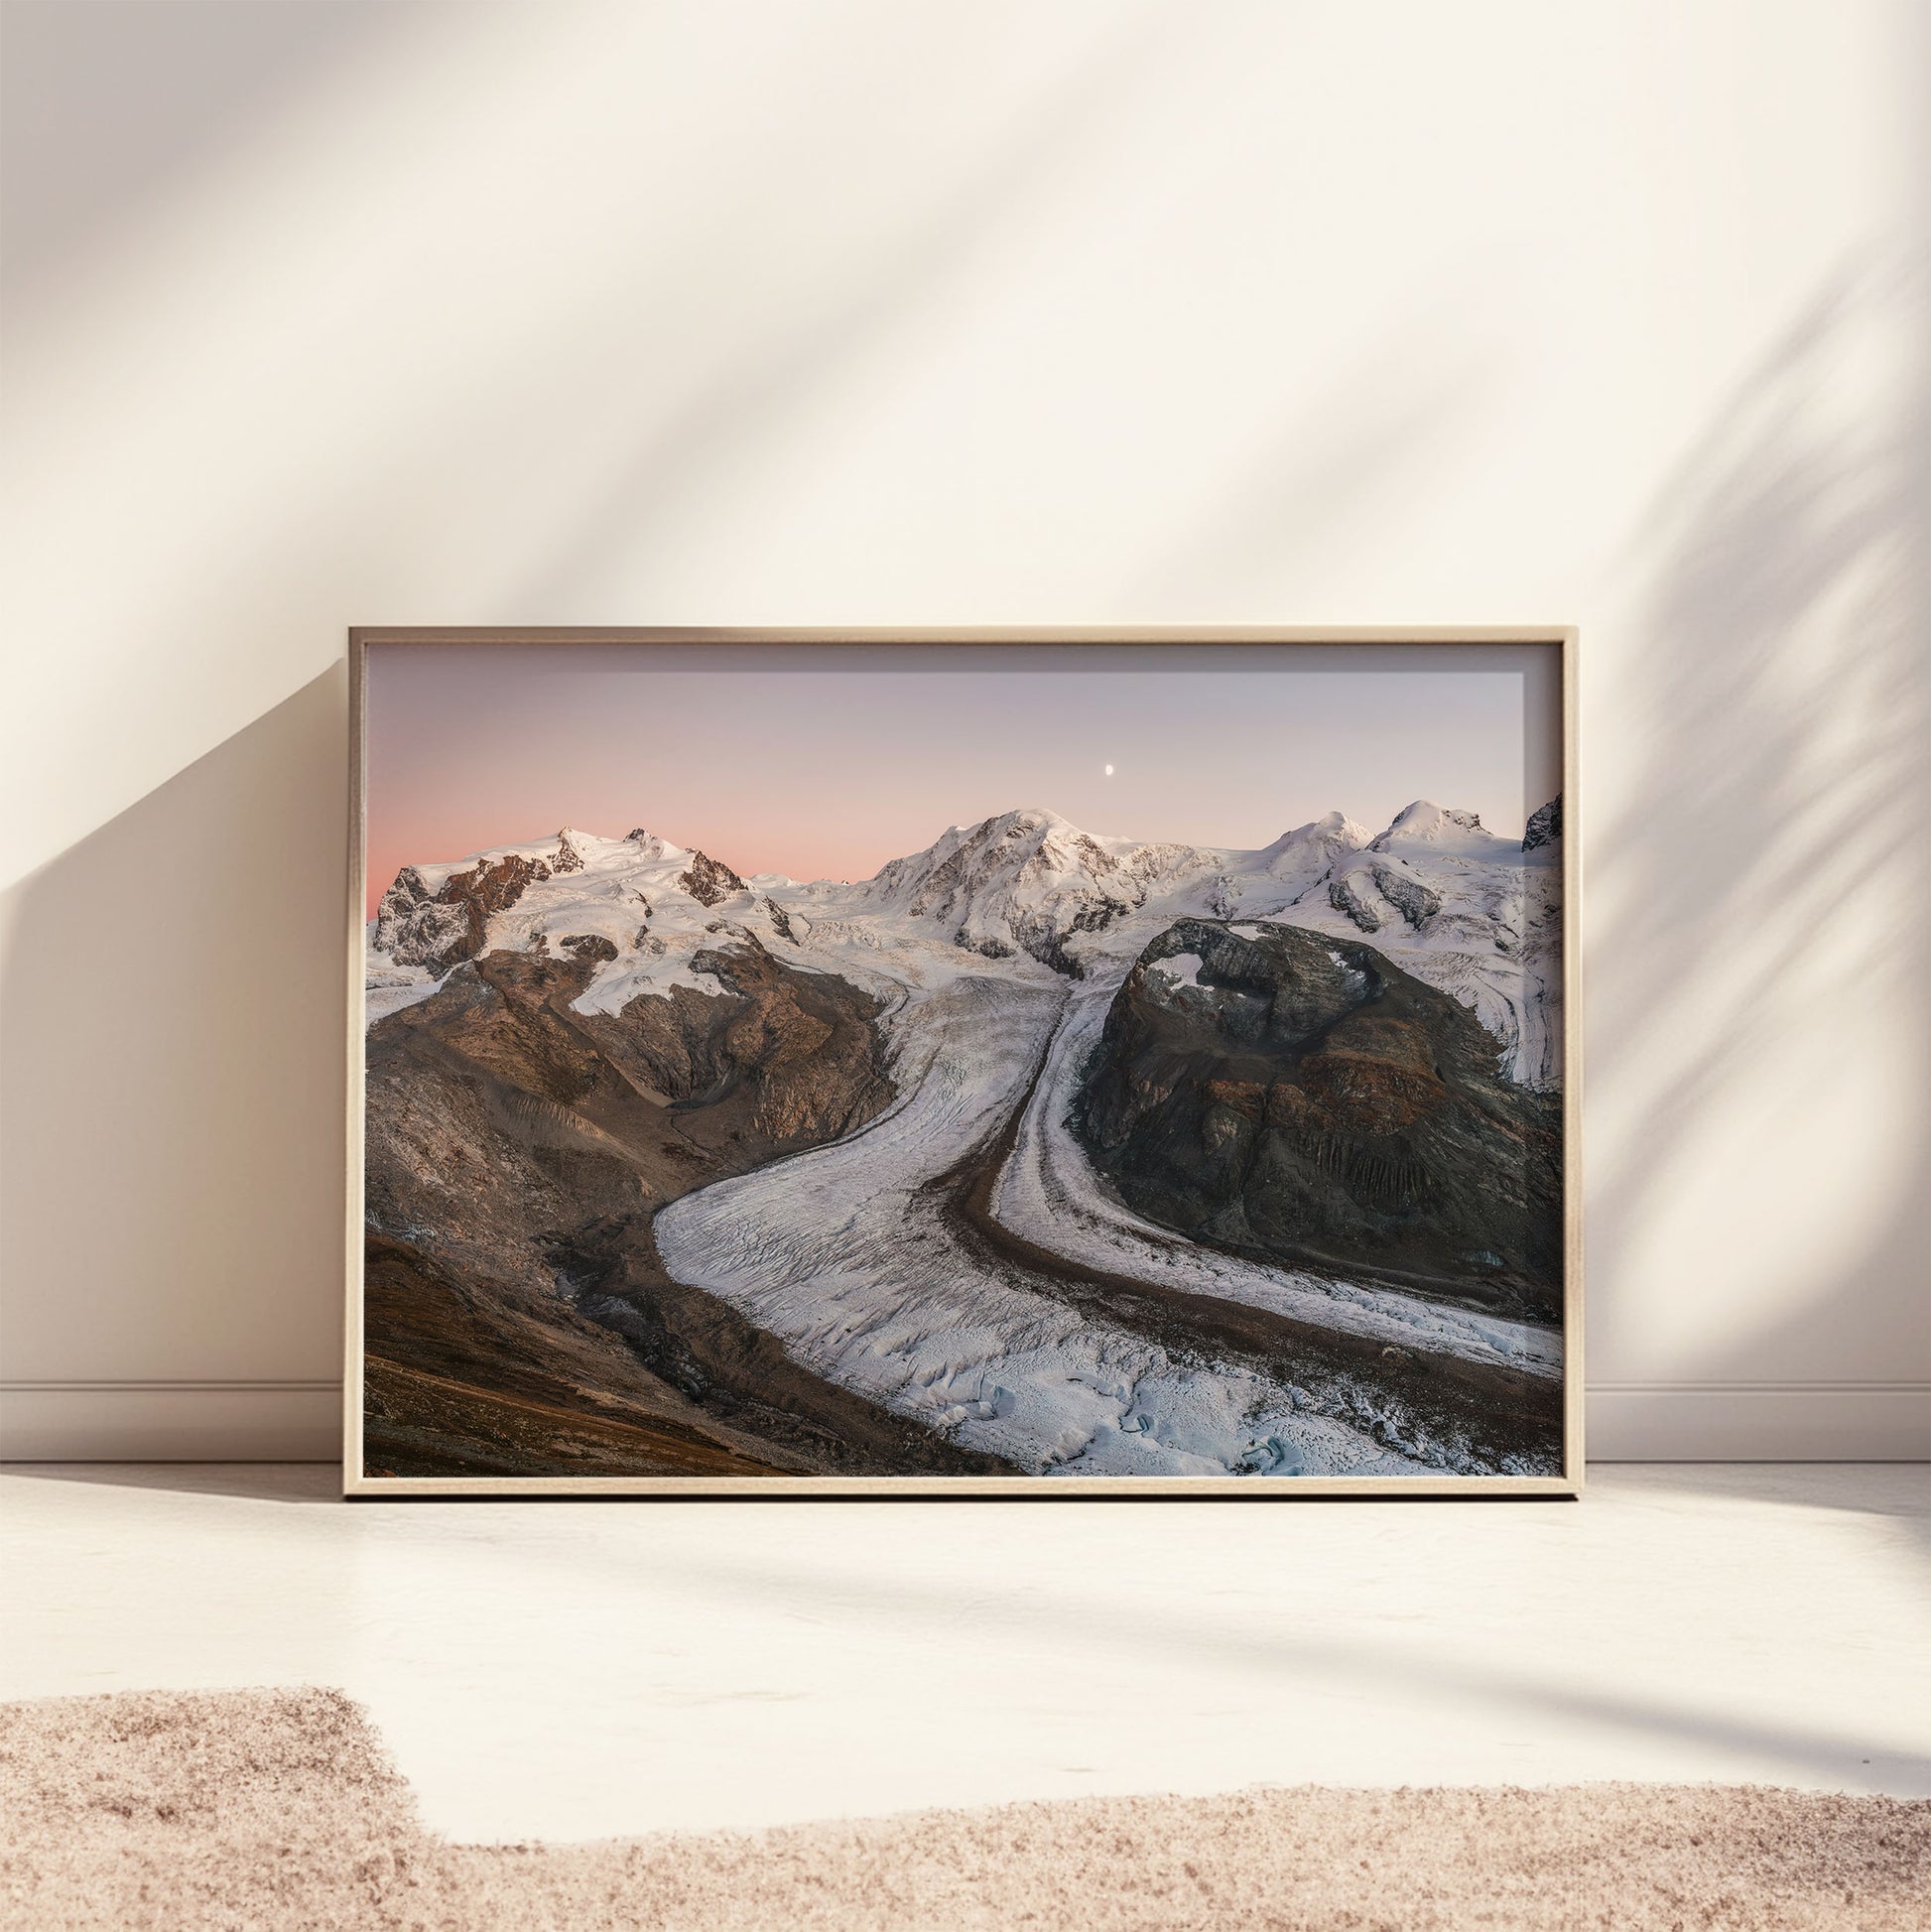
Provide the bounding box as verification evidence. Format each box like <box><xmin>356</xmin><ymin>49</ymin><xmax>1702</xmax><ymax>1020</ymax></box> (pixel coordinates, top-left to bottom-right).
<box><xmin>651</xmin><ymin>974</ymin><xmax>1430</xmax><ymax>1479</ymax></box>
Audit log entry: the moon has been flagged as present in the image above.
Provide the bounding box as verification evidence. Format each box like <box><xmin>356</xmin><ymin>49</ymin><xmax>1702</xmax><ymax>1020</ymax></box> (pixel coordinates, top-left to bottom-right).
<box><xmin>1103</xmin><ymin>763</ymin><xmax>1114</xmax><ymax>777</ymax></box>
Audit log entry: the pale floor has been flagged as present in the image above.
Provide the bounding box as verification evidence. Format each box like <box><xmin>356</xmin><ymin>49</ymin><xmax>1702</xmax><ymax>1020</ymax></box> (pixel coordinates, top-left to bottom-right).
<box><xmin>1</xmin><ymin>1464</ymin><xmax>1925</xmax><ymax>1844</ymax></box>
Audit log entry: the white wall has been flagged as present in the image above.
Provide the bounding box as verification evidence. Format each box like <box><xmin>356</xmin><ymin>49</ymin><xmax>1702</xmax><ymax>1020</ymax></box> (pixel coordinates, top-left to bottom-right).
<box><xmin>2</xmin><ymin>0</ymin><xmax>1924</xmax><ymax>1461</ymax></box>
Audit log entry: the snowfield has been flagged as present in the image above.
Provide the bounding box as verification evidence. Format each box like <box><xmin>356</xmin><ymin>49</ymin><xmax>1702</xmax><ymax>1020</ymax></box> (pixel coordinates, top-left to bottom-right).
<box><xmin>367</xmin><ymin>798</ymin><xmax>1566</xmax><ymax>1474</ymax></box>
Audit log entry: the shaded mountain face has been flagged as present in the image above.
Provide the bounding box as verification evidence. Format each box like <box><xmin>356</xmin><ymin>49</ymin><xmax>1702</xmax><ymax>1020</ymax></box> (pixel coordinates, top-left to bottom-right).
<box><xmin>1073</xmin><ymin>920</ymin><xmax>1562</xmax><ymax>1322</ymax></box>
<box><xmin>362</xmin><ymin>937</ymin><xmax>1010</xmax><ymax>1479</ymax></box>
<box><xmin>1523</xmin><ymin>795</ymin><xmax>1562</xmax><ymax>852</ymax></box>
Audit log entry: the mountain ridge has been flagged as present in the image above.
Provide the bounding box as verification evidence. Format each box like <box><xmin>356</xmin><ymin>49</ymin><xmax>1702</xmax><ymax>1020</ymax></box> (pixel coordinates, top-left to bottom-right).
<box><xmin>368</xmin><ymin>794</ymin><xmax>1563</xmax><ymax>1088</ymax></box>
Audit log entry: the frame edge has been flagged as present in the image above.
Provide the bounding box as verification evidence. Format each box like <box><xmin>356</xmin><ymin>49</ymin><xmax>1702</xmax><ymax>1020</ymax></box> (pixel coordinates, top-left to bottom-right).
<box><xmin>340</xmin><ymin>627</ymin><xmax>1582</xmax><ymax>1500</ymax></box>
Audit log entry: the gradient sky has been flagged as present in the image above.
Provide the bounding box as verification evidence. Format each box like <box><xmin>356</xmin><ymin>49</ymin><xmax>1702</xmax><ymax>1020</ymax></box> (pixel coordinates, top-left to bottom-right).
<box><xmin>364</xmin><ymin>642</ymin><xmax>1561</xmax><ymax>915</ymax></box>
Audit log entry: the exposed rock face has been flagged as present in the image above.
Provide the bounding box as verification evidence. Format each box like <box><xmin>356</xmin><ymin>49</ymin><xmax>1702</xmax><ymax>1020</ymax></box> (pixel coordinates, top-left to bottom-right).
<box><xmin>679</xmin><ymin>849</ymin><xmax>746</xmax><ymax>907</ymax></box>
<box><xmin>372</xmin><ymin>851</ymin><xmax>553</xmax><ymax>973</ymax></box>
<box><xmin>1074</xmin><ymin>919</ymin><xmax>1562</xmax><ymax>1320</ymax></box>
<box><xmin>362</xmin><ymin>940</ymin><xmax>1007</xmax><ymax>1477</ymax></box>
<box><xmin>578</xmin><ymin>939</ymin><xmax>896</xmax><ymax>1149</ymax></box>
<box><xmin>1328</xmin><ymin>874</ymin><xmax>1383</xmax><ymax>934</ymax></box>
<box><xmin>1325</xmin><ymin>862</ymin><xmax>1442</xmax><ymax>936</ymax></box>
<box><xmin>367</xmin><ymin>941</ymin><xmax>896</xmax><ymax>1245</ymax></box>
<box><xmin>1371</xmin><ymin>866</ymin><xmax>1442</xmax><ymax>930</ymax></box>
<box><xmin>558</xmin><ymin>933</ymin><xmax>619</xmax><ymax>964</ymax></box>
<box><xmin>762</xmin><ymin>897</ymin><xmax>808</xmax><ymax>944</ymax></box>
<box><xmin>1523</xmin><ymin>796</ymin><xmax>1562</xmax><ymax>851</ymax></box>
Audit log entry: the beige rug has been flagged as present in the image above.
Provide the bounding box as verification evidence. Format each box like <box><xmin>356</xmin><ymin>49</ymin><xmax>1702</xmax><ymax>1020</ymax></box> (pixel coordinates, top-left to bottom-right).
<box><xmin>2</xmin><ymin>1689</ymin><xmax>1923</xmax><ymax>1930</ymax></box>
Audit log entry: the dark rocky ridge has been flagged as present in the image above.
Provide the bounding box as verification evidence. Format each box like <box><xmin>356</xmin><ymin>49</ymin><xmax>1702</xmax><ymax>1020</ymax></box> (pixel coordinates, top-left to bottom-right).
<box><xmin>1074</xmin><ymin>919</ymin><xmax>1561</xmax><ymax>1322</ymax></box>
<box><xmin>679</xmin><ymin>850</ymin><xmax>746</xmax><ymax>907</ymax></box>
<box><xmin>1523</xmin><ymin>795</ymin><xmax>1562</xmax><ymax>851</ymax></box>
<box><xmin>363</xmin><ymin>939</ymin><xmax>1011</xmax><ymax>1478</ymax></box>
<box><xmin>1327</xmin><ymin>864</ymin><xmax>1443</xmax><ymax>936</ymax></box>
<box><xmin>373</xmin><ymin>850</ymin><xmax>553</xmax><ymax>973</ymax></box>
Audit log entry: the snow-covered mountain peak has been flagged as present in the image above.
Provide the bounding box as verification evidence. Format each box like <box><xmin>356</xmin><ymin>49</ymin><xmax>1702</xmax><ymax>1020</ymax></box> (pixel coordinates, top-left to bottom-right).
<box><xmin>861</xmin><ymin>807</ymin><xmax>1141</xmax><ymax>973</ymax></box>
<box><xmin>989</xmin><ymin>804</ymin><xmax>1073</xmax><ymax>836</ymax></box>
<box><xmin>549</xmin><ymin>829</ymin><xmax>593</xmax><ymax>873</ymax></box>
<box><xmin>538</xmin><ymin>827</ymin><xmax>668</xmax><ymax>875</ymax></box>
<box><xmin>1311</xmin><ymin>808</ymin><xmax>1369</xmax><ymax>837</ymax></box>
<box><xmin>1369</xmin><ymin>800</ymin><xmax>1519</xmax><ymax>862</ymax></box>
<box><xmin>872</xmin><ymin>808</ymin><xmax>1116</xmax><ymax>895</ymax></box>
<box><xmin>624</xmin><ymin>828</ymin><xmax>689</xmax><ymax>862</ymax></box>
<box><xmin>919</xmin><ymin>806</ymin><xmax>1104</xmax><ymax>870</ymax></box>
<box><xmin>1254</xmin><ymin>811</ymin><xmax>1371</xmax><ymax>877</ymax></box>
<box><xmin>1373</xmin><ymin>799</ymin><xmax>1479</xmax><ymax>842</ymax></box>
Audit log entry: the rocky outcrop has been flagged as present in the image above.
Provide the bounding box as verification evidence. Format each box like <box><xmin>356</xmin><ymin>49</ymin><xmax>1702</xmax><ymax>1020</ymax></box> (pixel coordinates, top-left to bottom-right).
<box><xmin>369</xmin><ymin>939</ymin><xmax>894</xmax><ymax>1237</ymax></box>
<box><xmin>372</xmin><ymin>851</ymin><xmax>553</xmax><ymax>973</ymax></box>
<box><xmin>1325</xmin><ymin>864</ymin><xmax>1441</xmax><ymax>935</ymax></box>
<box><xmin>579</xmin><ymin>939</ymin><xmax>895</xmax><ymax>1150</ymax></box>
<box><xmin>1523</xmin><ymin>796</ymin><xmax>1562</xmax><ymax>851</ymax></box>
<box><xmin>1328</xmin><ymin>874</ymin><xmax>1382</xmax><ymax>934</ymax></box>
<box><xmin>1074</xmin><ymin>919</ymin><xmax>1562</xmax><ymax>1320</ymax></box>
<box><xmin>1372</xmin><ymin>867</ymin><xmax>1442</xmax><ymax>930</ymax></box>
<box><xmin>679</xmin><ymin>850</ymin><xmax>746</xmax><ymax>907</ymax></box>
<box><xmin>763</xmin><ymin>897</ymin><xmax>803</xmax><ymax>944</ymax></box>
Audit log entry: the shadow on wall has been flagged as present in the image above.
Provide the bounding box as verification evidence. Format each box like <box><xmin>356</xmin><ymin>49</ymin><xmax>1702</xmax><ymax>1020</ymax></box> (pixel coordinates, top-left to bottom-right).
<box><xmin>0</xmin><ymin>669</ymin><xmax>349</xmax><ymax>1383</ymax></box>
<box><xmin>1590</xmin><ymin>255</ymin><xmax>1931</xmax><ymax>1393</ymax></box>
<box><xmin>1</xmin><ymin>0</ymin><xmax>418</xmax><ymax>298</ymax></box>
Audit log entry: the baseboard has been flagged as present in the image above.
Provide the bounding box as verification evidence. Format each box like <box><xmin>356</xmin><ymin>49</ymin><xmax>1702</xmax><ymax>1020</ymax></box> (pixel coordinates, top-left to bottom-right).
<box><xmin>0</xmin><ymin>1383</ymin><xmax>341</xmax><ymax>1462</ymax></box>
<box><xmin>2</xmin><ymin>1380</ymin><xmax>1925</xmax><ymax>1464</ymax></box>
<box><xmin>1585</xmin><ymin>1383</ymin><xmax>1929</xmax><ymax>1461</ymax></box>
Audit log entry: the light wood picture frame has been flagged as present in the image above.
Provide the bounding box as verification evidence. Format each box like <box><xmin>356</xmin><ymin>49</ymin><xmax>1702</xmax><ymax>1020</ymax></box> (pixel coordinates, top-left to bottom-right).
<box><xmin>345</xmin><ymin>628</ymin><xmax>1582</xmax><ymax>1497</ymax></box>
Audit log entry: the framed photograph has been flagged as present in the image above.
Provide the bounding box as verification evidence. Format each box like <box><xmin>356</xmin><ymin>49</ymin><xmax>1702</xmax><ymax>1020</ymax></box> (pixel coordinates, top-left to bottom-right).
<box><xmin>345</xmin><ymin>629</ymin><xmax>1580</xmax><ymax>1496</ymax></box>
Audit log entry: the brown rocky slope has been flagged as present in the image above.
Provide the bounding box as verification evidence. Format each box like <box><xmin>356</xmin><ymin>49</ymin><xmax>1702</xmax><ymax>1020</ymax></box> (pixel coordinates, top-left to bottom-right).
<box><xmin>1074</xmin><ymin>920</ymin><xmax>1562</xmax><ymax>1323</ymax></box>
<box><xmin>362</xmin><ymin>939</ymin><xmax>1013</xmax><ymax>1479</ymax></box>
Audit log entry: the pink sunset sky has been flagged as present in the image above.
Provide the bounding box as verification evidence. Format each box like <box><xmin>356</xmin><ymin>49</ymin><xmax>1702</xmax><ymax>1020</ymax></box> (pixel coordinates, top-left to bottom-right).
<box><xmin>364</xmin><ymin>641</ymin><xmax>1561</xmax><ymax>917</ymax></box>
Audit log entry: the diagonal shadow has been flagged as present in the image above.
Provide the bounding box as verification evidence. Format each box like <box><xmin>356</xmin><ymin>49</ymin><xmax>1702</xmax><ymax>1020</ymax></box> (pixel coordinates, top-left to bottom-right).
<box><xmin>0</xmin><ymin>0</ymin><xmax>421</xmax><ymax>298</ymax></box>
<box><xmin>1589</xmin><ymin>255</ymin><xmax>1931</xmax><ymax>1393</ymax></box>
<box><xmin>0</xmin><ymin>672</ymin><xmax>349</xmax><ymax>1385</ymax></box>
<box><xmin>504</xmin><ymin>3</ymin><xmax>1196</xmax><ymax>615</ymax></box>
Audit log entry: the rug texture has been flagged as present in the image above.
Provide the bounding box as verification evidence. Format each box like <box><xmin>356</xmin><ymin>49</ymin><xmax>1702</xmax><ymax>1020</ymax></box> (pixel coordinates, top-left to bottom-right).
<box><xmin>2</xmin><ymin>1688</ymin><xmax>1924</xmax><ymax>1930</ymax></box>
